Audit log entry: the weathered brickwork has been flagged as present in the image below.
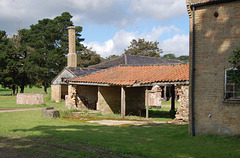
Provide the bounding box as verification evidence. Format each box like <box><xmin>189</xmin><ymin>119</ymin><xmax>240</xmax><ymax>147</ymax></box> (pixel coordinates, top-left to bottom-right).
<box><xmin>126</xmin><ymin>87</ymin><xmax>146</xmax><ymax>114</ymax></box>
<box><xmin>76</xmin><ymin>85</ymin><xmax>98</xmax><ymax>110</ymax></box>
<box><xmin>66</xmin><ymin>85</ymin><xmax>98</xmax><ymax>110</ymax></box>
<box><xmin>17</xmin><ymin>93</ymin><xmax>44</xmax><ymax>105</ymax></box>
<box><xmin>96</xmin><ymin>86</ymin><xmax>146</xmax><ymax>115</ymax></box>
<box><xmin>51</xmin><ymin>85</ymin><xmax>61</xmax><ymax>103</ymax></box>
<box><xmin>188</xmin><ymin>0</ymin><xmax>240</xmax><ymax>136</ymax></box>
<box><xmin>97</xmin><ymin>86</ymin><xmax>121</xmax><ymax>114</ymax></box>
<box><xmin>147</xmin><ymin>85</ymin><xmax>162</xmax><ymax>108</ymax></box>
<box><xmin>176</xmin><ymin>86</ymin><xmax>189</xmax><ymax>122</ymax></box>
<box><xmin>66</xmin><ymin>84</ymin><xmax>77</xmax><ymax>109</ymax></box>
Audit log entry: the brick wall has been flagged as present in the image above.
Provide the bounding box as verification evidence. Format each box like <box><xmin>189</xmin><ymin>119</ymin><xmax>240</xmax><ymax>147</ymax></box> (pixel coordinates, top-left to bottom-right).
<box><xmin>97</xmin><ymin>86</ymin><xmax>121</xmax><ymax>114</ymax></box>
<box><xmin>176</xmin><ymin>86</ymin><xmax>189</xmax><ymax>122</ymax></box>
<box><xmin>188</xmin><ymin>1</ymin><xmax>240</xmax><ymax>136</ymax></box>
<box><xmin>66</xmin><ymin>85</ymin><xmax>98</xmax><ymax>110</ymax></box>
<box><xmin>126</xmin><ymin>87</ymin><xmax>145</xmax><ymax>115</ymax></box>
<box><xmin>76</xmin><ymin>85</ymin><xmax>98</xmax><ymax>110</ymax></box>
<box><xmin>97</xmin><ymin>86</ymin><xmax>147</xmax><ymax>115</ymax></box>
<box><xmin>17</xmin><ymin>93</ymin><xmax>44</xmax><ymax>105</ymax></box>
<box><xmin>51</xmin><ymin>85</ymin><xmax>61</xmax><ymax>103</ymax></box>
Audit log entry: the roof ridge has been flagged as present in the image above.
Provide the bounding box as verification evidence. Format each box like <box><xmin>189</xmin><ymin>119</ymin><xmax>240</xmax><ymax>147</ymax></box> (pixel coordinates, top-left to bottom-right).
<box><xmin>88</xmin><ymin>55</ymin><xmax>124</xmax><ymax>69</ymax></box>
<box><xmin>118</xmin><ymin>63</ymin><xmax>189</xmax><ymax>67</ymax></box>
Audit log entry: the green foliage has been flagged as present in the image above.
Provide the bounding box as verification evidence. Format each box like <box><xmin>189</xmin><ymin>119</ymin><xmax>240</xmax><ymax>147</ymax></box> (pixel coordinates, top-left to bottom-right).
<box><xmin>228</xmin><ymin>48</ymin><xmax>240</xmax><ymax>87</ymax></box>
<box><xmin>19</xmin><ymin>12</ymin><xmax>84</xmax><ymax>93</ymax></box>
<box><xmin>124</xmin><ymin>38</ymin><xmax>163</xmax><ymax>58</ymax></box>
<box><xmin>0</xmin><ymin>30</ymin><xmax>29</xmax><ymax>95</ymax></box>
<box><xmin>162</xmin><ymin>53</ymin><xmax>189</xmax><ymax>62</ymax></box>
<box><xmin>104</xmin><ymin>54</ymin><xmax>120</xmax><ymax>61</ymax></box>
<box><xmin>177</xmin><ymin>55</ymin><xmax>189</xmax><ymax>62</ymax></box>
<box><xmin>59</xmin><ymin>109</ymin><xmax>80</xmax><ymax>117</ymax></box>
<box><xmin>162</xmin><ymin>53</ymin><xmax>177</xmax><ymax>60</ymax></box>
<box><xmin>1</xmin><ymin>12</ymin><xmax>85</xmax><ymax>94</ymax></box>
<box><xmin>77</xmin><ymin>47</ymin><xmax>102</xmax><ymax>67</ymax></box>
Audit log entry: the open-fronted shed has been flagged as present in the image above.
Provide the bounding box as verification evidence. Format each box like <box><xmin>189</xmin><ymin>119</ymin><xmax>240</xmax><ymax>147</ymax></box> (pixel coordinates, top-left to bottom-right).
<box><xmin>66</xmin><ymin>64</ymin><xmax>189</xmax><ymax>118</ymax></box>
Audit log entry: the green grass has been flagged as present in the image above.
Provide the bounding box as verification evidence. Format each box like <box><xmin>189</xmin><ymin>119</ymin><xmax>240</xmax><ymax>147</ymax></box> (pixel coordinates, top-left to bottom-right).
<box><xmin>0</xmin><ymin>86</ymin><xmax>50</xmax><ymax>96</ymax></box>
<box><xmin>0</xmin><ymin>87</ymin><xmax>240</xmax><ymax>157</ymax></box>
<box><xmin>161</xmin><ymin>101</ymin><xmax>179</xmax><ymax>106</ymax></box>
<box><xmin>0</xmin><ymin>87</ymin><xmax>64</xmax><ymax>109</ymax></box>
<box><xmin>0</xmin><ymin>110</ymin><xmax>239</xmax><ymax>157</ymax></box>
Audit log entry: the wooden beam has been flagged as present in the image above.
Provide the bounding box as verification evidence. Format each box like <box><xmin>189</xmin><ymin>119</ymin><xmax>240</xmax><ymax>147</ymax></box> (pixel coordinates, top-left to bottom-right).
<box><xmin>164</xmin><ymin>86</ymin><xmax>167</xmax><ymax>101</ymax></box>
<box><xmin>121</xmin><ymin>86</ymin><xmax>126</xmax><ymax>118</ymax></box>
<box><xmin>145</xmin><ymin>87</ymin><xmax>149</xmax><ymax>119</ymax></box>
<box><xmin>170</xmin><ymin>85</ymin><xmax>176</xmax><ymax>119</ymax></box>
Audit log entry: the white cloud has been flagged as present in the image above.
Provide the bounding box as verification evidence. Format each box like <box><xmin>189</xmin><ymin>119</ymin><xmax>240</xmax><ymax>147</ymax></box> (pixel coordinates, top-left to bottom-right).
<box><xmin>85</xmin><ymin>26</ymin><xmax>189</xmax><ymax>58</ymax></box>
<box><xmin>145</xmin><ymin>25</ymin><xmax>180</xmax><ymax>41</ymax></box>
<box><xmin>160</xmin><ymin>34</ymin><xmax>189</xmax><ymax>56</ymax></box>
<box><xmin>0</xmin><ymin>0</ymin><xmax>189</xmax><ymax>57</ymax></box>
<box><xmin>0</xmin><ymin>0</ymin><xmax>187</xmax><ymax>34</ymax></box>
<box><xmin>85</xmin><ymin>30</ymin><xmax>138</xmax><ymax>57</ymax></box>
<box><xmin>129</xmin><ymin>0</ymin><xmax>187</xmax><ymax>21</ymax></box>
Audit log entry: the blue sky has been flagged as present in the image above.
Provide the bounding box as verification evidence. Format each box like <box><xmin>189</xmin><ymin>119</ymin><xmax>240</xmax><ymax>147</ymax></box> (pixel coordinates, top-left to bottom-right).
<box><xmin>0</xmin><ymin>0</ymin><xmax>189</xmax><ymax>58</ymax></box>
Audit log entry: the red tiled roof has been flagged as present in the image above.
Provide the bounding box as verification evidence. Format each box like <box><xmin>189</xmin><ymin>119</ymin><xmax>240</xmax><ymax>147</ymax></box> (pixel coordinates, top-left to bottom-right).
<box><xmin>69</xmin><ymin>64</ymin><xmax>189</xmax><ymax>86</ymax></box>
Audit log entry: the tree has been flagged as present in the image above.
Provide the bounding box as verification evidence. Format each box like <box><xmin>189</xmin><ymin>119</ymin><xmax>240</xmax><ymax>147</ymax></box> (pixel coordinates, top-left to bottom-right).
<box><xmin>0</xmin><ymin>31</ymin><xmax>26</xmax><ymax>95</ymax></box>
<box><xmin>77</xmin><ymin>47</ymin><xmax>102</xmax><ymax>67</ymax></box>
<box><xmin>104</xmin><ymin>54</ymin><xmax>119</xmax><ymax>61</ymax></box>
<box><xmin>124</xmin><ymin>38</ymin><xmax>163</xmax><ymax>58</ymax></box>
<box><xmin>228</xmin><ymin>48</ymin><xmax>240</xmax><ymax>88</ymax></box>
<box><xmin>177</xmin><ymin>55</ymin><xmax>189</xmax><ymax>62</ymax></box>
<box><xmin>21</xmin><ymin>12</ymin><xmax>84</xmax><ymax>93</ymax></box>
<box><xmin>162</xmin><ymin>54</ymin><xmax>177</xmax><ymax>60</ymax></box>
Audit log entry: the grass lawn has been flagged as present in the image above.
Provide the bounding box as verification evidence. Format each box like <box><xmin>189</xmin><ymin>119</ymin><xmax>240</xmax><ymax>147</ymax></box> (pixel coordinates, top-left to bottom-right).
<box><xmin>0</xmin><ymin>87</ymin><xmax>65</xmax><ymax>109</ymax></box>
<box><xmin>0</xmin><ymin>110</ymin><xmax>240</xmax><ymax>158</ymax></box>
<box><xmin>0</xmin><ymin>87</ymin><xmax>240</xmax><ymax>157</ymax></box>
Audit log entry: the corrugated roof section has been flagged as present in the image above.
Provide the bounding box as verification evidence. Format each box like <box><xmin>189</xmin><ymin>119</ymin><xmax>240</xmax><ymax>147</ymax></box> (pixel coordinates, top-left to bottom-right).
<box><xmin>68</xmin><ymin>64</ymin><xmax>189</xmax><ymax>86</ymax></box>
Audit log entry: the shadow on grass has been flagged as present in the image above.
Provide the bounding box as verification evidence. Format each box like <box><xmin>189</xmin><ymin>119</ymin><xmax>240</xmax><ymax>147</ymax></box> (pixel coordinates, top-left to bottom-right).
<box><xmin>0</xmin><ymin>133</ymin><xmax>128</xmax><ymax>158</ymax></box>
<box><xmin>2</xmin><ymin>123</ymin><xmax>239</xmax><ymax>158</ymax></box>
<box><xmin>0</xmin><ymin>89</ymin><xmax>12</xmax><ymax>96</ymax></box>
<box><xmin>6</xmin><ymin>124</ymin><xmax>189</xmax><ymax>158</ymax></box>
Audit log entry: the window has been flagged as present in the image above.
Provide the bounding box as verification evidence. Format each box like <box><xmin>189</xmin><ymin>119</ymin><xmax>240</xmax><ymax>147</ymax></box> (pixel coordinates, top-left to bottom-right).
<box><xmin>224</xmin><ymin>68</ymin><xmax>240</xmax><ymax>100</ymax></box>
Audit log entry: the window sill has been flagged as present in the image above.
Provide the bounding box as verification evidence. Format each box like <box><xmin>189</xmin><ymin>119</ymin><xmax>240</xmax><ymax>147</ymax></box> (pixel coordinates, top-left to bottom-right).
<box><xmin>221</xmin><ymin>99</ymin><xmax>240</xmax><ymax>104</ymax></box>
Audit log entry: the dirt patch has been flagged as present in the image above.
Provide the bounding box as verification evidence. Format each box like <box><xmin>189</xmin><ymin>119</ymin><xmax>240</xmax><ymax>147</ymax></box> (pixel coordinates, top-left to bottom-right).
<box><xmin>0</xmin><ymin>108</ymin><xmax>42</xmax><ymax>113</ymax></box>
<box><xmin>87</xmin><ymin>119</ymin><xmax>167</xmax><ymax>126</ymax></box>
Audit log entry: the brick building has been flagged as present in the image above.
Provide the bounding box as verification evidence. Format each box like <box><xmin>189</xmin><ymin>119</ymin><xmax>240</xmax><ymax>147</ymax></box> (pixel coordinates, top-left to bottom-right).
<box><xmin>187</xmin><ymin>0</ymin><xmax>240</xmax><ymax>136</ymax></box>
<box><xmin>51</xmin><ymin>27</ymin><xmax>184</xmax><ymax>103</ymax></box>
<box><xmin>66</xmin><ymin>64</ymin><xmax>189</xmax><ymax>118</ymax></box>
<box><xmin>52</xmin><ymin>26</ymin><xmax>190</xmax><ymax>119</ymax></box>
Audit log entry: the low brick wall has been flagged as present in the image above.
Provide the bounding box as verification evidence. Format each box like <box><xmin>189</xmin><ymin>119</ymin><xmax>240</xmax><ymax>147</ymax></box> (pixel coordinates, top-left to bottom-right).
<box><xmin>176</xmin><ymin>86</ymin><xmax>189</xmax><ymax>122</ymax></box>
<box><xmin>17</xmin><ymin>93</ymin><xmax>44</xmax><ymax>105</ymax></box>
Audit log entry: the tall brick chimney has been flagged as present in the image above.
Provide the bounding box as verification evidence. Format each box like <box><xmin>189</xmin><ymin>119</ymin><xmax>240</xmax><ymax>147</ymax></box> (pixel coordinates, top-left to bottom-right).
<box><xmin>67</xmin><ymin>26</ymin><xmax>77</xmax><ymax>67</ymax></box>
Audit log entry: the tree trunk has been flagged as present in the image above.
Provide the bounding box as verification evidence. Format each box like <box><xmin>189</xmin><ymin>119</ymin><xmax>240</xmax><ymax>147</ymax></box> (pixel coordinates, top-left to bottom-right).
<box><xmin>44</xmin><ymin>86</ymin><xmax>48</xmax><ymax>94</ymax></box>
<box><xmin>20</xmin><ymin>86</ymin><xmax>24</xmax><ymax>93</ymax></box>
<box><xmin>12</xmin><ymin>85</ymin><xmax>16</xmax><ymax>96</ymax></box>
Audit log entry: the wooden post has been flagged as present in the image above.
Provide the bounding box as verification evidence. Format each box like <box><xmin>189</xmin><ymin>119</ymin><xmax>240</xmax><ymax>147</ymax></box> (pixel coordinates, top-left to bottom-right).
<box><xmin>170</xmin><ymin>85</ymin><xmax>175</xmax><ymax>119</ymax></box>
<box><xmin>164</xmin><ymin>86</ymin><xmax>167</xmax><ymax>101</ymax></box>
<box><xmin>121</xmin><ymin>86</ymin><xmax>126</xmax><ymax>118</ymax></box>
<box><xmin>145</xmin><ymin>87</ymin><xmax>149</xmax><ymax>119</ymax></box>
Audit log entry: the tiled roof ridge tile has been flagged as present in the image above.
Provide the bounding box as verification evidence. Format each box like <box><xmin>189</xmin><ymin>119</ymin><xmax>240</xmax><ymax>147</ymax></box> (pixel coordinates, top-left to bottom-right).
<box><xmin>125</xmin><ymin>54</ymin><xmax>185</xmax><ymax>63</ymax></box>
<box><xmin>118</xmin><ymin>62</ymin><xmax>189</xmax><ymax>67</ymax></box>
